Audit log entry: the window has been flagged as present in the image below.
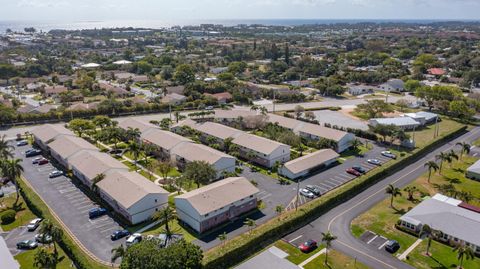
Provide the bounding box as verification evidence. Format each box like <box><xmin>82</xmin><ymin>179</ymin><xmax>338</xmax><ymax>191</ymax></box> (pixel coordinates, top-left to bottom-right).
<box><xmin>205</xmin><ymin>213</ymin><xmax>209</xmax><ymax>217</ymax></box>
<box><xmin>154</xmin><ymin>199</ymin><xmax>157</xmax><ymax>203</ymax></box>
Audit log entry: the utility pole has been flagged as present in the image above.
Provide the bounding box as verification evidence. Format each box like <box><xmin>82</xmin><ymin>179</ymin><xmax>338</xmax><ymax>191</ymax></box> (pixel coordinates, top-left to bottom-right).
<box><xmin>295</xmin><ymin>179</ymin><xmax>300</xmax><ymax>211</ymax></box>
<box><xmin>169</xmin><ymin>103</ymin><xmax>172</xmax><ymax>121</ymax></box>
<box><xmin>272</xmin><ymin>90</ymin><xmax>276</xmax><ymax>113</ymax></box>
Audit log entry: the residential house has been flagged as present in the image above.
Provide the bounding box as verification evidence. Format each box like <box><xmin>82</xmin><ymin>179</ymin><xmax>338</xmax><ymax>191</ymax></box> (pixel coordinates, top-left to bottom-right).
<box><xmin>466</xmin><ymin>160</ymin><xmax>480</xmax><ymax>181</ymax></box>
<box><xmin>48</xmin><ymin>135</ymin><xmax>99</xmax><ymax>169</ymax></box>
<box><xmin>402</xmin><ymin>111</ymin><xmax>438</xmax><ymax>126</ymax></box>
<box><xmin>162</xmin><ymin>93</ymin><xmax>187</xmax><ymax>105</ymax></box>
<box><xmin>140</xmin><ymin>129</ymin><xmax>192</xmax><ymax>159</ymax></box>
<box><xmin>379</xmin><ymin>79</ymin><xmax>405</xmax><ymax>92</ymax></box>
<box><xmin>368</xmin><ymin>117</ymin><xmax>420</xmax><ymax>130</ymax></box>
<box><xmin>175</xmin><ymin>177</ymin><xmax>259</xmax><ymax>233</ymax></box>
<box><xmin>31</xmin><ymin>124</ymin><xmax>75</xmax><ymax>150</ymax></box>
<box><xmin>0</xmin><ymin>236</ymin><xmax>19</xmax><ymax>269</ymax></box>
<box><xmin>205</xmin><ymin>92</ymin><xmax>233</xmax><ymax>104</ymax></box>
<box><xmin>66</xmin><ymin>102</ymin><xmax>99</xmax><ymax>111</ymax></box>
<box><xmin>232</xmin><ymin>133</ymin><xmax>290</xmax><ymax>168</ymax></box>
<box><xmin>279</xmin><ymin>149</ymin><xmax>339</xmax><ymax>180</ymax></box>
<box><xmin>118</xmin><ymin>118</ymin><xmax>157</xmax><ymax>133</ymax></box>
<box><xmin>43</xmin><ymin>85</ymin><xmax>67</xmax><ymax>98</ymax></box>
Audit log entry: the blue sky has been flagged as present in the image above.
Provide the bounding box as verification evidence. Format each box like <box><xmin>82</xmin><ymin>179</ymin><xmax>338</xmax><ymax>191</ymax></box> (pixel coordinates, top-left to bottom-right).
<box><xmin>1</xmin><ymin>0</ymin><xmax>480</xmax><ymax>21</ymax></box>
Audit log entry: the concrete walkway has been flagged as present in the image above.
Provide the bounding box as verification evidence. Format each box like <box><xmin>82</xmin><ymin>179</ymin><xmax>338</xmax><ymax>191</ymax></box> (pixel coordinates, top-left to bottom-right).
<box><xmin>397</xmin><ymin>238</ymin><xmax>423</xmax><ymax>260</ymax></box>
<box><xmin>298</xmin><ymin>248</ymin><xmax>327</xmax><ymax>268</ymax></box>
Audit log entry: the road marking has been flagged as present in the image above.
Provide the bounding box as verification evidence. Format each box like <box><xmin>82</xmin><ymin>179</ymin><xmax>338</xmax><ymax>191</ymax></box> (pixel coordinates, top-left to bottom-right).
<box><xmin>259</xmin><ymin>193</ymin><xmax>272</xmax><ymax>200</ymax></box>
<box><xmin>378</xmin><ymin>240</ymin><xmax>389</xmax><ymax>250</ymax></box>
<box><xmin>289</xmin><ymin>235</ymin><xmax>303</xmax><ymax>243</ymax></box>
<box><xmin>319</xmin><ymin>183</ymin><xmax>332</xmax><ymax>190</ymax></box>
<box><xmin>329</xmin><ymin>178</ymin><xmax>344</xmax><ymax>185</ymax></box>
<box><xmin>322</xmin><ymin>181</ymin><xmax>337</xmax><ymax>188</ymax></box>
<box><xmin>367</xmin><ymin>235</ymin><xmax>378</xmax><ymax>244</ymax></box>
<box><xmin>337</xmin><ymin>240</ymin><xmax>397</xmax><ymax>269</ymax></box>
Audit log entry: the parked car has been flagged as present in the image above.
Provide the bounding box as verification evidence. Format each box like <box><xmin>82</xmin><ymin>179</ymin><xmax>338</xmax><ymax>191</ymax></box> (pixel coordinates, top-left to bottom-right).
<box><xmin>385</xmin><ymin>240</ymin><xmax>400</xmax><ymax>253</ymax></box>
<box><xmin>299</xmin><ymin>188</ymin><xmax>315</xmax><ymax>199</ymax></box>
<box><xmin>352</xmin><ymin>166</ymin><xmax>366</xmax><ymax>174</ymax></box>
<box><xmin>205</xmin><ymin>106</ymin><xmax>214</xmax><ymax>110</ymax></box>
<box><xmin>35</xmin><ymin>233</ymin><xmax>52</xmax><ymax>244</ymax></box>
<box><xmin>299</xmin><ymin>239</ymin><xmax>317</xmax><ymax>252</ymax></box>
<box><xmin>49</xmin><ymin>170</ymin><xmax>63</xmax><ymax>178</ymax></box>
<box><xmin>27</xmin><ymin>218</ymin><xmax>43</xmax><ymax>231</ymax></box>
<box><xmin>381</xmin><ymin>151</ymin><xmax>397</xmax><ymax>159</ymax></box>
<box><xmin>32</xmin><ymin>157</ymin><xmax>43</xmax><ymax>164</ymax></box>
<box><xmin>346</xmin><ymin>168</ymin><xmax>361</xmax><ymax>177</ymax></box>
<box><xmin>111</xmin><ymin>230</ymin><xmax>130</xmax><ymax>241</ymax></box>
<box><xmin>126</xmin><ymin>233</ymin><xmax>142</xmax><ymax>247</ymax></box>
<box><xmin>17</xmin><ymin>240</ymin><xmax>38</xmax><ymax>249</ymax></box>
<box><xmin>38</xmin><ymin>158</ymin><xmax>49</xmax><ymax>165</ymax></box>
<box><xmin>305</xmin><ymin>185</ymin><xmax>322</xmax><ymax>196</ymax></box>
<box><xmin>367</xmin><ymin>159</ymin><xmax>382</xmax><ymax>166</ymax></box>
<box><xmin>26</xmin><ymin>149</ymin><xmax>42</xmax><ymax>157</ymax></box>
<box><xmin>88</xmin><ymin>208</ymin><xmax>107</xmax><ymax>219</ymax></box>
<box><xmin>16</xmin><ymin>140</ymin><xmax>28</xmax><ymax>146</ymax></box>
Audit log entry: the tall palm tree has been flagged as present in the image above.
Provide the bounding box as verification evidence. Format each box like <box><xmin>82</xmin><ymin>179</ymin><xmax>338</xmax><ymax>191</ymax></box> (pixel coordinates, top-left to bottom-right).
<box><xmin>456</xmin><ymin>142</ymin><xmax>471</xmax><ymax>160</ymax></box>
<box><xmin>39</xmin><ymin>219</ymin><xmax>63</xmax><ymax>258</ymax></box>
<box><xmin>126</xmin><ymin>127</ymin><xmax>141</xmax><ymax>142</ymax></box>
<box><xmin>174</xmin><ymin>111</ymin><xmax>180</xmax><ymax>123</ymax></box>
<box><xmin>0</xmin><ymin>135</ymin><xmax>14</xmax><ymax>159</ymax></box>
<box><xmin>321</xmin><ymin>231</ymin><xmax>337</xmax><ymax>265</ymax></box>
<box><xmin>3</xmin><ymin>158</ymin><xmax>23</xmax><ymax>205</ymax></box>
<box><xmin>91</xmin><ymin>173</ymin><xmax>106</xmax><ymax>194</ymax></box>
<box><xmin>223</xmin><ymin>137</ymin><xmax>234</xmax><ymax>153</ymax></box>
<box><xmin>244</xmin><ymin>218</ymin><xmax>256</xmax><ymax>234</ymax></box>
<box><xmin>218</xmin><ymin>232</ymin><xmax>227</xmax><ymax>248</ymax></box>
<box><xmin>111</xmin><ymin>244</ymin><xmax>125</xmax><ymax>264</ymax></box>
<box><xmin>153</xmin><ymin>206</ymin><xmax>176</xmax><ymax>239</ymax></box>
<box><xmin>447</xmin><ymin>150</ymin><xmax>459</xmax><ymax>167</ymax></box>
<box><xmin>385</xmin><ymin>184</ymin><xmax>402</xmax><ymax>208</ymax></box>
<box><xmin>420</xmin><ymin>224</ymin><xmax>434</xmax><ymax>256</ymax></box>
<box><xmin>453</xmin><ymin>243</ymin><xmax>475</xmax><ymax>269</ymax></box>
<box><xmin>127</xmin><ymin>141</ymin><xmax>142</xmax><ymax>167</ymax></box>
<box><xmin>33</xmin><ymin>248</ymin><xmax>57</xmax><ymax>269</ymax></box>
<box><xmin>424</xmin><ymin>161</ymin><xmax>439</xmax><ymax>183</ymax></box>
<box><xmin>435</xmin><ymin>152</ymin><xmax>451</xmax><ymax>174</ymax></box>
<box><xmin>350</xmin><ymin>138</ymin><xmax>363</xmax><ymax>152</ymax></box>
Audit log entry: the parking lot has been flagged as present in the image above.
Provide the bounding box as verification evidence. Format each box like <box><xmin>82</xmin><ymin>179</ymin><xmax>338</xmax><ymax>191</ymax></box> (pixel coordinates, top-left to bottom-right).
<box><xmin>2</xmin><ymin>226</ymin><xmax>39</xmax><ymax>256</ymax></box>
<box><xmin>360</xmin><ymin>231</ymin><xmax>390</xmax><ymax>250</ymax></box>
<box><xmin>286</xmin><ymin>143</ymin><xmax>393</xmax><ymax>210</ymax></box>
<box><xmin>13</xmin><ymin>144</ymin><xmax>125</xmax><ymax>264</ymax></box>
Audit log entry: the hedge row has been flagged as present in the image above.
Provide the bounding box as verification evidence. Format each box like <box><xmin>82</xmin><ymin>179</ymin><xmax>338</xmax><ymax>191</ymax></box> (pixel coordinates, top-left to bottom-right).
<box><xmin>18</xmin><ymin>177</ymin><xmax>109</xmax><ymax>269</ymax></box>
<box><xmin>203</xmin><ymin>125</ymin><xmax>468</xmax><ymax>269</ymax></box>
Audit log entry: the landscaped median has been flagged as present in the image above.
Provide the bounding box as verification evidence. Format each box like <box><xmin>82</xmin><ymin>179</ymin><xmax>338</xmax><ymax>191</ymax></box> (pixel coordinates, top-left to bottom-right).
<box><xmin>202</xmin><ymin>124</ymin><xmax>468</xmax><ymax>269</ymax></box>
<box><xmin>17</xmin><ymin>175</ymin><xmax>111</xmax><ymax>269</ymax></box>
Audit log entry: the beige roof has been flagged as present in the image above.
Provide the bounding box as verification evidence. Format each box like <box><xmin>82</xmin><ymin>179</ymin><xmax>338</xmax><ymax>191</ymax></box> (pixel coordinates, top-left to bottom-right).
<box><xmin>214</xmin><ymin>109</ymin><xmax>257</xmax><ymax>120</ymax></box>
<box><xmin>171</xmin><ymin>118</ymin><xmax>197</xmax><ymax>130</ymax></box>
<box><xmin>283</xmin><ymin>149</ymin><xmax>339</xmax><ymax>174</ymax></box>
<box><xmin>233</xmin><ymin>133</ymin><xmax>289</xmax><ymax>155</ymax></box>
<box><xmin>171</xmin><ymin>143</ymin><xmax>235</xmax><ymax>165</ymax></box>
<box><xmin>69</xmin><ymin>151</ymin><xmax>127</xmax><ymax>181</ymax></box>
<box><xmin>32</xmin><ymin>124</ymin><xmax>74</xmax><ymax>143</ymax></box>
<box><xmin>176</xmin><ymin>177</ymin><xmax>259</xmax><ymax>215</ymax></box>
<box><xmin>48</xmin><ymin>135</ymin><xmax>98</xmax><ymax>159</ymax></box>
<box><xmin>267</xmin><ymin>113</ymin><xmax>303</xmax><ymax>130</ymax></box>
<box><xmin>141</xmin><ymin>129</ymin><xmax>192</xmax><ymax>151</ymax></box>
<box><xmin>118</xmin><ymin>118</ymin><xmax>157</xmax><ymax>133</ymax></box>
<box><xmin>194</xmin><ymin>122</ymin><xmax>243</xmax><ymax>140</ymax></box>
<box><xmin>98</xmin><ymin>170</ymin><xmax>168</xmax><ymax>209</ymax></box>
<box><xmin>298</xmin><ymin>123</ymin><xmax>349</xmax><ymax>142</ymax></box>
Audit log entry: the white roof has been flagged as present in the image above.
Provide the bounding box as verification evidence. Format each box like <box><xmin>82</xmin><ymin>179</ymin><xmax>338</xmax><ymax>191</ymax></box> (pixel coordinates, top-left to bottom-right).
<box><xmin>81</xmin><ymin>63</ymin><xmax>101</xmax><ymax>68</ymax></box>
<box><xmin>404</xmin><ymin>111</ymin><xmax>438</xmax><ymax>121</ymax></box>
<box><xmin>32</xmin><ymin>124</ymin><xmax>75</xmax><ymax>143</ymax></box>
<box><xmin>282</xmin><ymin>149</ymin><xmax>339</xmax><ymax>174</ymax></box>
<box><xmin>48</xmin><ymin>135</ymin><xmax>98</xmax><ymax>159</ymax></box>
<box><xmin>370</xmin><ymin>117</ymin><xmax>420</xmax><ymax>127</ymax></box>
<box><xmin>141</xmin><ymin>129</ymin><xmax>192</xmax><ymax>151</ymax></box>
<box><xmin>0</xmin><ymin>237</ymin><xmax>19</xmax><ymax>269</ymax></box>
<box><xmin>171</xmin><ymin>143</ymin><xmax>235</xmax><ymax>166</ymax></box>
<box><xmin>113</xmin><ymin>60</ymin><xmax>132</xmax><ymax>65</ymax></box>
<box><xmin>467</xmin><ymin>159</ymin><xmax>480</xmax><ymax>174</ymax></box>
<box><xmin>233</xmin><ymin>133</ymin><xmax>289</xmax><ymax>155</ymax></box>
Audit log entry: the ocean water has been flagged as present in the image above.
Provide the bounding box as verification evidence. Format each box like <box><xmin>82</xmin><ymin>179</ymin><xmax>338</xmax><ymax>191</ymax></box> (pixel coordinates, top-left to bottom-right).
<box><xmin>0</xmin><ymin>19</ymin><xmax>474</xmax><ymax>33</ymax></box>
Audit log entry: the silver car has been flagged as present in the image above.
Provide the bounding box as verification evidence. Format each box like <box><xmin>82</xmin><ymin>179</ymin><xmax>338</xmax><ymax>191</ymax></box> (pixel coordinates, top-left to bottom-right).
<box><xmin>299</xmin><ymin>188</ymin><xmax>315</xmax><ymax>199</ymax></box>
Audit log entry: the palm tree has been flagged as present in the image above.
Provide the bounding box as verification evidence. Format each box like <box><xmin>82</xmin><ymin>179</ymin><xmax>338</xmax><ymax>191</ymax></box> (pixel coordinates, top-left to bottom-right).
<box><xmin>385</xmin><ymin>184</ymin><xmax>402</xmax><ymax>208</ymax></box>
<box><xmin>456</xmin><ymin>142</ymin><xmax>471</xmax><ymax>160</ymax></box>
<box><xmin>91</xmin><ymin>173</ymin><xmax>106</xmax><ymax>194</ymax></box>
<box><xmin>33</xmin><ymin>248</ymin><xmax>57</xmax><ymax>269</ymax></box>
<box><xmin>39</xmin><ymin>219</ymin><xmax>63</xmax><ymax>258</ymax></box>
<box><xmin>275</xmin><ymin>205</ymin><xmax>284</xmax><ymax>217</ymax></box>
<box><xmin>111</xmin><ymin>244</ymin><xmax>125</xmax><ymax>264</ymax></box>
<box><xmin>246</xmin><ymin>150</ymin><xmax>256</xmax><ymax>166</ymax></box>
<box><xmin>321</xmin><ymin>231</ymin><xmax>337</xmax><ymax>265</ymax></box>
<box><xmin>350</xmin><ymin>138</ymin><xmax>363</xmax><ymax>152</ymax></box>
<box><xmin>218</xmin><ymin>232</ymin><xmax>227</xmax><ymax>247</ymax></box>
<box><xmin>424</xmin><ymin>161</ymin><xmax>439</xmax><ymax>183</ymax></box>
<box><xmin>223</xmin><ymin>137</ymin><xmax>234</xmax><ymax>153</ymax></box>
<box><xmin>435</xmin><ymin>152</ymin><xmax>451</xmax><ymax>174</ymax></box>
<box><xmin>126</xmin><ymin>127</ymin><xmax>141</xmax><ymax>142</ymax></box>
<box><xmin>447</xmin><ymin>150</ymin><xmax>459</xmax><ymax>167</ymax></box>
<box><xmin>127</xmin><ymin>141</ymin><xmax>142</xmax><ymax>167</ymax></box>
<box><xmin>0</xmin><ymin>135</ymin><xmax>14</xmax><ymax>159</ymax></box>
<box><xmin>259</xmin><ymin>106</ymin><xmax>268</xmax><ymax>116</ymax></box>
<box><xmin>453</xmin><ymin>243</ymin><xmax>475</xmax><ymax>269</ymax></box>
<box><xmin>404</xmin><ymin>186</ymin><xmax>417</xmax><ymax>201</ymax></box>
<box><xmin>153</xmin><ymin>206</ymin><xmax>176</xmax><ymax>239</ymax></box>
<box><xmin>3</xmin><ymin>158</ymin><xmax>23</xmax><ymax>205</ymax></box>
<box><xmin>244</xmin><ymin>218</ymin><xmax>256</xmax><ymax>234</ymax></box>
<box><xmin>250</xmin><ymin>105</ymin><xmax>259</xmax><ymax>112</ymax></box>
<box><xmin>420</xmin><ymin>224</ymin><xmax>434</xmax><ymax>256</ymax></box>
<box><xmin>174</xmin><ymin>111</ymin><xmax>180</xmax><ymax>123</ymax></box>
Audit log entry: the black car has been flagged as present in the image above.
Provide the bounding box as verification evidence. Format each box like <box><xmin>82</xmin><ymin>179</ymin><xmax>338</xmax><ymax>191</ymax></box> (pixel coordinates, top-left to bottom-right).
<box><xmin>385</xmin><ymin>240</ymin><xmax>400</xmax><ymax>253</ymax></box>
<box><xmin>26</xmin><ymin>149</ymin><xmax>42</xmax><ymax>157</ymax></box>
<box><xmin>89</xmin><ymin>207</ymin><xmax>107</xmax><ymax>219</ymax></box>
<box><xmin>305</xmin><ymin>185</ymin><xmax>322</xmax><ymax>196</ymax></box>
<box><xmin>352</xmin><ymin>166</ymin><xmax>366</xmax><ymax>174</ymax></box>
<box><xmin>111</xmin><ymin>230</ymin><xmax>130</xmax><ymax>240</ymax></box>
<box><xmin>17</xmin><ymin>240</ymin><xmax>38</xmax><ymax>249</ymax></box>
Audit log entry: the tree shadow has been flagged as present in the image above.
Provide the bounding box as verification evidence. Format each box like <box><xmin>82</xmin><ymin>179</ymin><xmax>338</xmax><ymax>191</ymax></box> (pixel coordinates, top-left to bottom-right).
<box><xmin>393</xmin><ymin>208</ymin><xmax>406</xmax><ymax>215</ymax></box>
<box><xmin>452</xmin><ymin>168</ymin><xmax>464</xmax><ymax>174</ymax></box>
<box><xmin>444</xmin><ymin>177</ymin><xmax>461</xmax><ymax>184</ymax></box>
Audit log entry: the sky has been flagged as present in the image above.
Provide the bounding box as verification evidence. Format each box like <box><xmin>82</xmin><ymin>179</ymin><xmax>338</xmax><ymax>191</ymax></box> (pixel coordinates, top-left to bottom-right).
<box><xmin>1</xmin><ymin>0</ymin><xmax>480</xmax><ymax>22</ymax></box>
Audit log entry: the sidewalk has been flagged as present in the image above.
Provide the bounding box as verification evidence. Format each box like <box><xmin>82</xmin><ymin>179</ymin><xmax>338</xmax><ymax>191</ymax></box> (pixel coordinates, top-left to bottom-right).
<box><xmin>298</xmin><ymin>248</ymin><xmax>327</xmax><ymax>268</ymax></box>
<box><xmin>397</xmin><ymin>238</ymin><xmax>422</xmax><ymax>260</ymax></box>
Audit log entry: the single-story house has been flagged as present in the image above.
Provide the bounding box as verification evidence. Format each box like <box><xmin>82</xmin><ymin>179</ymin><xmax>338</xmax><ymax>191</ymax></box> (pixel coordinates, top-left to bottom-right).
<box><xmin>232</xmin><ymin>133</ymin><xmax>290</xmax><ymax>168</ymax></box>
<box><xmin>165</xmin><ymin>86</ymin><xmax>185</xmax><ymax>95</ymax></box>
<box><xmin>48</xmin><ymin>135</ymin><xmax>99</xmax><ymax>169</ymax></box>
<box><xmin>170</xmin><ymin>143</ymin><xmax>236</xmax><ymax>178</ymax></box>
<box><xmin>118</xmin><ymin>118</ymin><xmax>157</xmax><ymax>133</ymax></box>
<box><xmin>31</xmin><ymin>124</ymin><xmax>75</xmax><ymax>151</ymax></box>
<box><xmin>97</xmin><ymin>170</ymin><xmax>169</xmax><ymax>224</ymax></box>
<box><xmin>379</xmin><ymin>79</ymin><xmax>405</xmax><ymax>92</ymax></box>
<box><xmin>175</xmin><ymin>177</ymin><xmax>259</xmax><ymax>233</ymax></box>
<box><xmin>161</xmin><ymin>93</ymin><xmax>187</xmax><ymax>105</ymax></box>
<box><xmin>43</xmin><ymin>85</ymin><xmax>67</xmax><ymax>97</ymax></box>
<box><xmin>140</xmin><ymin>129</ymin><xmax>192</xmax><ymax>158</ymax></box>
<box><xmin>466</xmin><ymin>159</ymin><xmax>480</xmax><ymax>181</ymax></box>
<box><xmin>235</xmin><ymin>247</ymin><xmax>300</xmax><ymax>269</ymax></box>
<box><xmin>280</xmin><ymin>149</ymin><xmax>339</xmax><ymax>180</ymax></box>
<box><xmin>427</xmin><ymin>68</ymin><xmax>446</xmax><ymax>76</ymax></box>
<box><xmin>403</xmin><ymin>111</ymin><xmax>438</xmax><ymax>126</ymax></box>
<box><xmin>368</xmin><ymin>117</ymin><xmax>420</xmax><ymax>130</ymax></box>
<box><xmin>399</xmin><ymin>194</ymin><xmax>480</xmax><ymax>255</ymax></box>
<box><xmin>347</xmin><ymin>84</ymin><xmax>374</xmax><ymax>96</ymax></box>
<box><xmin>214</xmin><ymin>109</ymin><xmax>257</xmax><ymax>123</ymax></box>
<box><xmin>173</xmin><ymin>120</ymin><xmax>243</xmax><ymax>148</ymax></box>
<box><xmin>66</xmin><ymin>102</ymin><xmax>99</xmax><ymax>111</ymax></box>
<box><xmin>205</xmin><ymin>92</ymin><xmax>233</xmax><ymax>104</ymax></box>
<box><xmin>69</xmin><ymin>151</ymin><xmax>128</xmax><ymax>188</ymax></box>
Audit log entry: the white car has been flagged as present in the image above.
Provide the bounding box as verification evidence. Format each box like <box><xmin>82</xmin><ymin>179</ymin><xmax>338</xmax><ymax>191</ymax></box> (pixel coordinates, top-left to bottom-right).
<box><xmin>49</xmin><ymin>170</ymin><xmax>63</xmax><ymax>178</ymax></box>
<box><xmin>27</xmin><ymin>218</ymin><xmax>43</xmax><ymax>231</ymax></box>
<box><xmin>299</xmin><ymin>188</ymin><xmax>315</xmax><ymax>199</ymax></box>
<box><xmin>126</xmin><ymin>233</ymin><xmax>142</xmax><ymax>247</ymax></box>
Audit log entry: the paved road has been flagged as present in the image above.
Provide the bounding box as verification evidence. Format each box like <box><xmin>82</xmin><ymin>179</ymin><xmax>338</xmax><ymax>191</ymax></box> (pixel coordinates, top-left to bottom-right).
<box><xmin>282</xmin><ymin>127</ymin><xmax>480</xmax><ymax>269</ymax></box>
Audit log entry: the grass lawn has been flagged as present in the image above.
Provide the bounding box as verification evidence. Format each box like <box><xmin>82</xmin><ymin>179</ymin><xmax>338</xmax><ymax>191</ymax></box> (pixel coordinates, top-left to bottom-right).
<box><xmin>303</xmin><ymin>249</ymin><xmax>370</xmax><ymax>269</ymax></box>
<box><xmin>406</xmin><ymin>118</ymin><xmax>465</xmax><ymax>148</ymax></box>
<box><xmin>274</xmin><ymin>240</ymin><xmax>324</xmax><ymax>265</ymax></box>
<box><xmin>406</xmin><ymin>240</ymin><xmax>480</xmax><ymax>269</ymax></box>
<box><xmin>142</xmin><ymin>219</ymin><xmax>197</xmax><ymax>243</ymax></box>
<box><xmin>0</xmin><ymin>194</ymin><xmax>37</xmax><ymax>231</ymax></box>
<box><xmin>339</xmin><ymin>145</ymin><xmax>371</xmax><ymax>161</ymax></box>
<box><xmin>15</xmin><ymin>246</ymin><xmax>74</xmax><ymax>269</ymax></box>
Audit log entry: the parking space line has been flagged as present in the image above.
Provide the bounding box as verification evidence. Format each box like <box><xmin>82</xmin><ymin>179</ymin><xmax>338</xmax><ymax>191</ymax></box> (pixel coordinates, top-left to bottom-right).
<box><xmin>319</xmin><ymin>183</ymin><xmax>332</xmax><ymax>190</ymax></box>
<box><xmin>333</xmin><ymin>175</ymin><xmax>350</xmax><ymax>182</ymax></box>
<box><xmin>367</xmin><ymin>235</ymin><xmax>378</xmax><ymax>244</ymax></box>
<box><xmin>259</xmin><ymin>193</ymin><xmax>272</xmax><ymax>200</ymax></box>
<box><xmin>66</xmin><ymin>193</ymin><xmax>85</xmax><ymax>200</ymax></box>
<box><xmin>289</xmin><ymin>235</ymin><xmax>303</xmax><ymax>243</ymax></box>
<box><xmin>77</xmin><ymin>204</ymin><xmax>93</xmax><ymax>210</ymax></box>
<box><xmin>378</xmin><ymin>240</ymin><xmax>389</xmax><ymax>250</ymax></box>
<box><xmin>76</xmin><ymin>200</ymin><xmax>91</xmax><ymax>206</ymax></box>
<box><xmin>94</xmin><ymin>222</ymin><xmax>115</xmax><ymax>229</ymax></box>
<box><xmin>329</xmin><ymin>177</ymin><xmax>344</xmax><ymax>184</ymax></box>
<box><xmin>315</xmin><ymin>185</ymin><xmax>329</xmax><ymax>192</ymax></box>
<box><xmin>322</xmin><ymin>181</ymin><xmax>337</xmax><ymax>188</ymax></box>
<box><xmin>59</xmin><ymin>188</ymin><xmax>77</xmax><ymax>194</ymax></box>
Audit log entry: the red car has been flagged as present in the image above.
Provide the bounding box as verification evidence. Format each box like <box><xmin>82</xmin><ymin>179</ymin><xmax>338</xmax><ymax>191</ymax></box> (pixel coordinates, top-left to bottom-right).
<box><xmin>299</xmin><ymin>239</ymin><xmax>317</xmax><ymax>252</ymax></box>
<box><xmin>346</xmin><ymin>168</ymin><xmax>361</xmax><ymax>176</ymax></box>
<box><xmin>38</xmin><ymin>158</ymin><xmax>49</xmax><ymax>165</ymax></box>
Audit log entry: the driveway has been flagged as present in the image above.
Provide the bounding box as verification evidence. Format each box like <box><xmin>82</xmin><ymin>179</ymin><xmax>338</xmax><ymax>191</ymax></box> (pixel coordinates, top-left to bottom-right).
<box><xmin>13</xmin><ymin>144</ymin><xmax>125</xmax><ymax>264</ymax></box>
<box><xmin>2</xmin><ymin>226</ymin><xmax>42</xmax><ymax>256</ymax></box>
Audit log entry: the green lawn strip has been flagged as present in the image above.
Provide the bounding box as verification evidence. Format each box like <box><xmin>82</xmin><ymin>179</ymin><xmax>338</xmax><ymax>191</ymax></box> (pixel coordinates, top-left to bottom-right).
<box><xmin>303</xmin><ymin>249</ymin><xmax>370</xmax><ymax>269</ymax></box>
<box><xmin>406</xmin><ymin>240</ymin><xmax>480</xmax><ymax>269</ymax></box>
<box><xmin>15</xmin><ymin>246</ymin><xmax>74</xmax><ymax>269</ymax></box>
<box><xmin>142</xmin><ymin>219</ymin><xmax>197</xmax><ymax>243</ymax></box>
<box><xmin>350</xmin><ymin>224</ymin><xmax>365</xmax><ymax>238</ymax></box>
<box><xmin>406</xmin><ymin>118</ymin><xmax>465</xmax><ymax>148</ymax></box>
<box><xmin>339</xmin><ymin>145</ymin><xmax>370</xmax><ymax>160</ymax></box>
<box><xmin>274</xmin><ymin>240</ymin><xmax>324</xmax><ymax>265</ymax></box>
<box><xmin>0</xmin><ymin>194</ymin><xmax>37</xmax><ymax>231</ymax></box>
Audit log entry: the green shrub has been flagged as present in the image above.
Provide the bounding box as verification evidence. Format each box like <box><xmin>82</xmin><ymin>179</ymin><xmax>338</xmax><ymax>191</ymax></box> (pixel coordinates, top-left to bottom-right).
<box><xmin>1</xmin><ymin>209</ymin><xmax>16</xmax><ymax>224</ymax></box>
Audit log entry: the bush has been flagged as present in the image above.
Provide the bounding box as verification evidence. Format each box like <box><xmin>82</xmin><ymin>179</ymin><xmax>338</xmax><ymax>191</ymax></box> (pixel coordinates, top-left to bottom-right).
<box><xmin>1</xmin><ymin>209</ymin><xmax>16</xmax><ymax>224</ymax></box>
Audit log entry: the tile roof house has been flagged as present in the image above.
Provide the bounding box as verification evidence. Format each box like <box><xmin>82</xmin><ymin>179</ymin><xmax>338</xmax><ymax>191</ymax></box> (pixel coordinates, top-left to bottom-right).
<box><xmin>175</xmin><ymin>177</ymin><xmax>259</xmax><ymax>233</ymax></box>
<box><xmin>280</xmin><ymin>149</ymin><xmax>339</xmax><ymax>180</ymax></box>
<box><xmin>427</xmin><ymin>68</ymin><xmax>446</xmax><ymax>76</ymax></box>
<box><xmin>31</xmin><ymin>124</ymin><xmax>75</xmax><ymax>150</ymax></box>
